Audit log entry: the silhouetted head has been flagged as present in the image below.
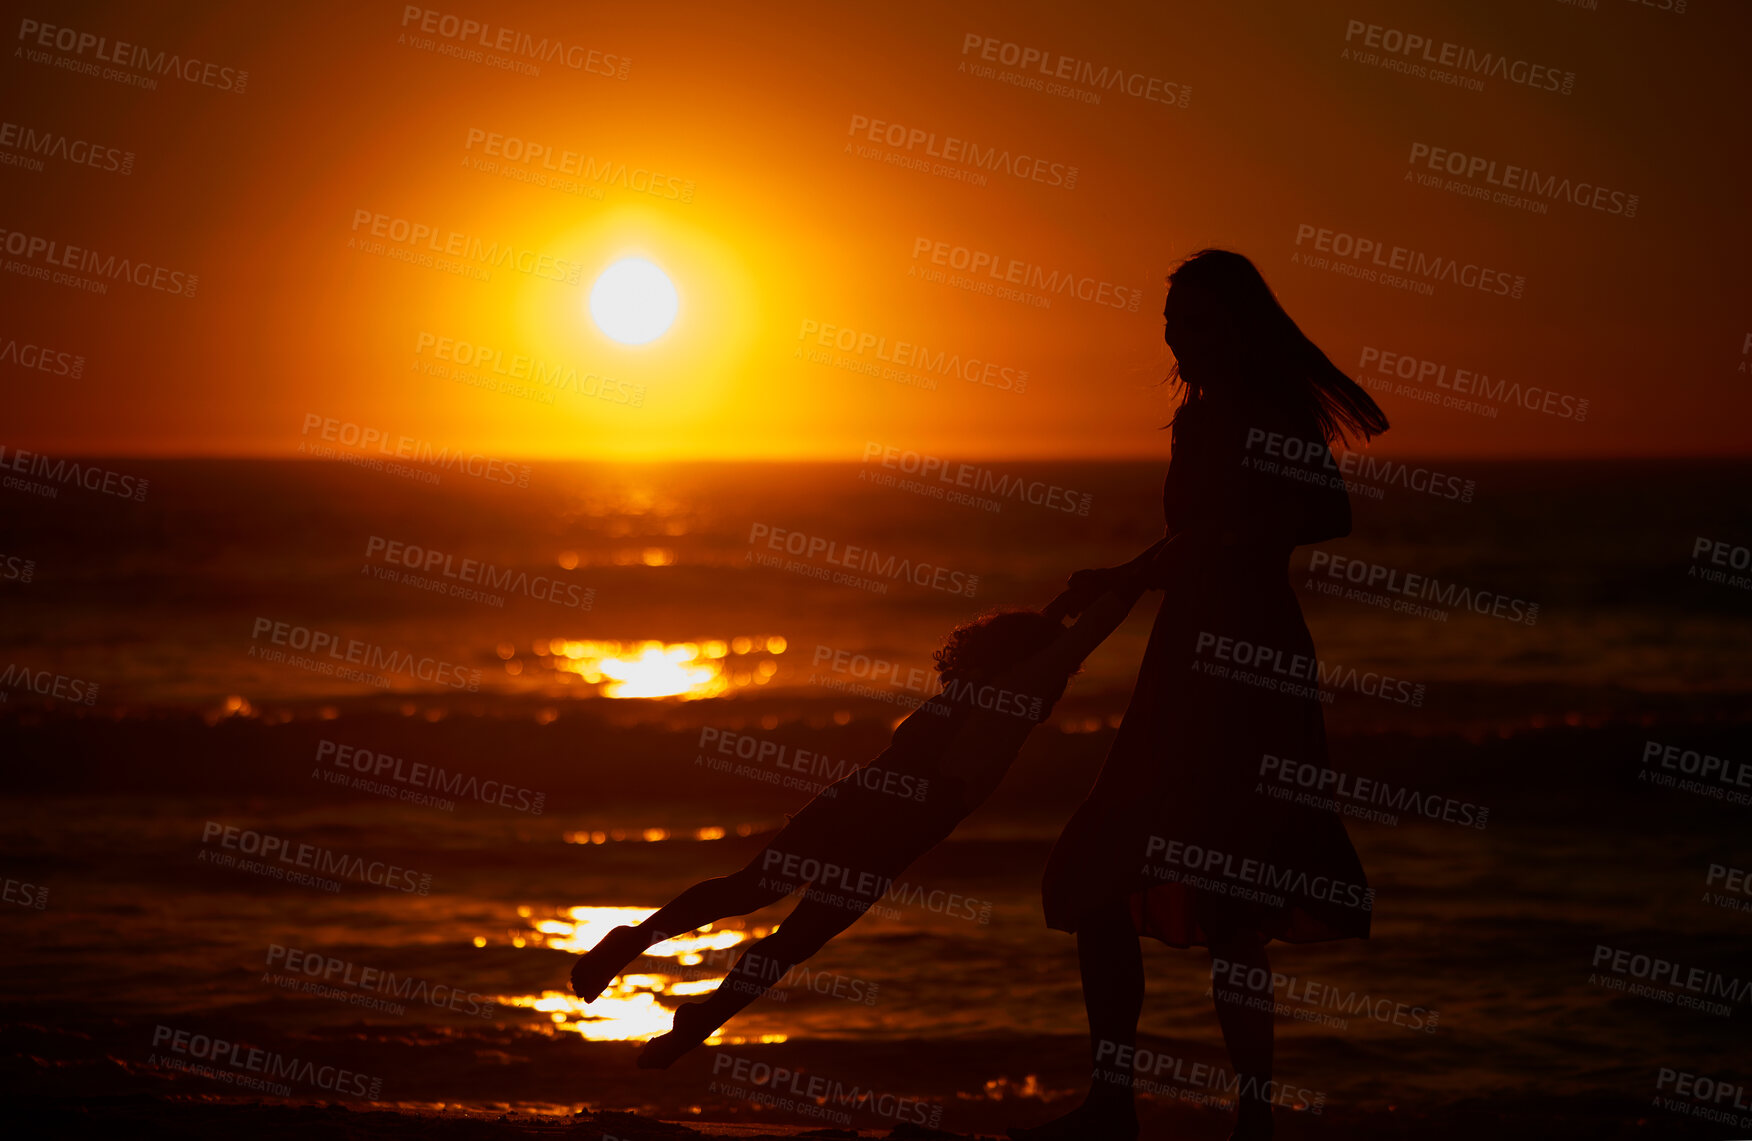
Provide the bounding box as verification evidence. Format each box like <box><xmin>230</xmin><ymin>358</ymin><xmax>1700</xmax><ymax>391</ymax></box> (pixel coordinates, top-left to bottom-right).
<box><xmin>934</xmin><ymin>609</ymin><xmax>1073</xmax><ymax>692</ymax></box>
<box><xmin>1164</xmin><ymin>249</ymin><xmax>1388</xmax><ymax>445</ymax></box>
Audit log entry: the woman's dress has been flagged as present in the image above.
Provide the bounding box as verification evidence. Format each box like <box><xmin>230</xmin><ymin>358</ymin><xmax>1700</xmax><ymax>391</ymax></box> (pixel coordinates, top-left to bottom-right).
<box><xmin>1041</xmin><ymin>398</ymin><xmax>1372</xmax><ymax>947</ymax></box>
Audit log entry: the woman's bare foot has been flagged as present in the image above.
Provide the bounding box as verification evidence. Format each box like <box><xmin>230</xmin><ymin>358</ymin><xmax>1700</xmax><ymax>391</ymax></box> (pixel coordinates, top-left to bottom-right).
<box><xmin>636</xmin><ymin>1000</ymin><xmax>719</xmax><ymax>1069</ymax></box>
<box><xmin>1228</xmin><ymin>1101</ymin><xmax>1273</xmax><ymax>1140</ymax></box>
<box><xmin>568</xmin><ymin>925</ymin><xmax>648</xmax><ymax>1003</ymax></box>
<box><xmin>1007</xmin><ymin>1097</ymin><xmax>1139</xmax><ymax>1141</ymax></box>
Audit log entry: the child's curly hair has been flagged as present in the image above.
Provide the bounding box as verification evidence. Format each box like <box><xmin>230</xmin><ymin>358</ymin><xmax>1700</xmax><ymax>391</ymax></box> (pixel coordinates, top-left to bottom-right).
<box><xmin>933</xmin><ymin>609</ymin><xmax>1072</xmax><ymax>683</ymax></box>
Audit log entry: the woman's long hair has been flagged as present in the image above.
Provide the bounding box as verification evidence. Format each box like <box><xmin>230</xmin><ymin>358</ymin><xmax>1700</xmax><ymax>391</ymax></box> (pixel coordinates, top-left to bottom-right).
<box><xmin>1165</xmin><ymin>249</ymin><xmax>1389</xmax><ymax>446</ymax></box>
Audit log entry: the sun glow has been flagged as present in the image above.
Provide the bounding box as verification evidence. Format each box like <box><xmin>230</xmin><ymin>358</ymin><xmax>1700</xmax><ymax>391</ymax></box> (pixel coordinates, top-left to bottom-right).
<box><xmin>589</xmin><ymin>257</ymin><xmax>678</xmax><ymax>345</ymax></box>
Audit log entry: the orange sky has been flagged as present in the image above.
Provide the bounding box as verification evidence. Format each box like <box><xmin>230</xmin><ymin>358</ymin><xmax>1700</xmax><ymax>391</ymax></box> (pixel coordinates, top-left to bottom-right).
<box><xmin>2</xmin><ymin>0</ymin><xmax>1748</xmax><ymax>460</ymax></box>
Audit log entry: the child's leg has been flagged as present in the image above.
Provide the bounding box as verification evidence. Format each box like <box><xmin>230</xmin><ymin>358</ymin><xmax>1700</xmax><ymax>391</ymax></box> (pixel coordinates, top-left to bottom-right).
<box><xmin>570</xmin><ymin>863</ymin><xmax>790</xmax><ymax>1001</ymax></box>
<box><xmin>639</xmin><ymin>865</ymin><xmax>791</xmax><ymax>942</ymax></box>
<box><xmin>636</xmin><ymin>884</ymin><xmax>877</xmax><ymax>1068</ymax></box>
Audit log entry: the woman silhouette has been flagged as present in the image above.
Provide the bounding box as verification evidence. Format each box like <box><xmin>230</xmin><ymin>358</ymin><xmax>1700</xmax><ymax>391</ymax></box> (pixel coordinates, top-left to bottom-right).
<box><xmin>1014</xmin><ymin>250</ymin><xmax>1389</xmax><ymax>1141</ymax></box>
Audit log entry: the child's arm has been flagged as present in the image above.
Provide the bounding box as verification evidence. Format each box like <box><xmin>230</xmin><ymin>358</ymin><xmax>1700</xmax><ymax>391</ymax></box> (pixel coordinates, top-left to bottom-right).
<box><xmin>930</xmin><ymin>590</ymin><xmax>1139</xmax><ymax>814</ymax></box>
<box><xmin>1036</xmin><ymin>585</ymin><xmax>1146</xmax><ymax>679</ymax></box>
<box><xmin>931</xmin><ymin>588</ymin><xmax>1145</xmax><ymax>815</ymax></box>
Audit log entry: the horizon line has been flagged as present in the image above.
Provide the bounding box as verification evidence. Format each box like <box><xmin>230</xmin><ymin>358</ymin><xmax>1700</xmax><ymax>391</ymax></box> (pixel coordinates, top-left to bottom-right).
<box><xmin>4</xmin><ymin>448</ymin><xmax>1750</xmax><ymax>464</ymax></box>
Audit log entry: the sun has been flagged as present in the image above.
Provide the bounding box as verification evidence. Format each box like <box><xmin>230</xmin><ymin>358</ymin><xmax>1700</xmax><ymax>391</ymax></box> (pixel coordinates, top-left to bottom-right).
<box><xmin>588</xmin><ymin>257</ymin><xmax>679</xmax><ymax>345</ymax></box>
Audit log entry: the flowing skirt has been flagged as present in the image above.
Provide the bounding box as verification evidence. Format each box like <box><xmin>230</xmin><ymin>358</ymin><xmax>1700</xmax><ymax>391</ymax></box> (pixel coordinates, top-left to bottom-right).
<box><xmin>1041</xmin><ymin>550</ymin><xmax>1371</xmax><ymax>947</ymax></box>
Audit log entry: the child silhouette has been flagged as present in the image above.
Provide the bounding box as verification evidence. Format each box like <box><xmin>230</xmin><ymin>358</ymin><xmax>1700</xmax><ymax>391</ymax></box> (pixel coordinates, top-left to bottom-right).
<box><xmin>568</xmin><ymin>585</ymin><xmax>1143</xmax><ymax>1067</ymax></box>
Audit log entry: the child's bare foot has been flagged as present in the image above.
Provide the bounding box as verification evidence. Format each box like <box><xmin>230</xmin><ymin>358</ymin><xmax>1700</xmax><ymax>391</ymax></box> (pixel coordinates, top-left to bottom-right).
<box><xmin>636</xmin><ymin>1001</ymin><xmax>718</xmax><ymax>1069</ymax></box>
<box><xmin>569</xmin><ymin>925</ymin><xmax>648</xmax><ymax>1003</ymax></box>
<box><xmin>1007</xmin><ymin>1098</ymin><xmax>1138</xmax><ymax>1140</ymax></box>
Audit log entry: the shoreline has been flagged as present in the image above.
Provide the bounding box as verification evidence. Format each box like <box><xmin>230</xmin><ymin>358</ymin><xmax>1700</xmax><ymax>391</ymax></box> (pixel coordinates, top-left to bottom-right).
<box><xmin>13</xmin><ymin>1095</ymin><xmax>1740</xmax><ymax>1140</ymax></box>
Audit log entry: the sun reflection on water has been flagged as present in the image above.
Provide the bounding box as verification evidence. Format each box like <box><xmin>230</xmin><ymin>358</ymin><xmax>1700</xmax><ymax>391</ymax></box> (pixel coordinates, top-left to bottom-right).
<box><xmin>489</xmin><ymin>905</ymin><xmax>787</xmax><ymax>1045</ymax></box>
<box><xmin>516</xmin><ymin>636</ymin><xmax>788</xmax><ymax>700</ymax></box>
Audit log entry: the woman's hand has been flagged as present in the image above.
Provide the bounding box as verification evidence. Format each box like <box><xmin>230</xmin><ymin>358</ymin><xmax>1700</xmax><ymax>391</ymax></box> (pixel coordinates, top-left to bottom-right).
<box><xmin>1144</xmin><ymin>534</ymin><xmax>1195</xmax><ymax>584</ymax></box>
<box><xmin>1060</xmin><ymin>568</ymin><xmax>1114</xmax><ymax>615</ymax></box>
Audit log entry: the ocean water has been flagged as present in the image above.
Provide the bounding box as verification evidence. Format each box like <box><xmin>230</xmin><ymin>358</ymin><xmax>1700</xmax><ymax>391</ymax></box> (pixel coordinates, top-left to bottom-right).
<box><xmin>3</xmin><ymin>457</ymin><xmax>1749</xmax><ymax>722</ymax></box>
<box><xmin>2</xmin><ymin>459</ymin><xmax>1749</xmax><ymax>1130</ymax></box>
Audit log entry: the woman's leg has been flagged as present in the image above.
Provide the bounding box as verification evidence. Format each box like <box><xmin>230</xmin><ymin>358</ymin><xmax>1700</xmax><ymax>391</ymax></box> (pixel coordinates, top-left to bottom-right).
<box><xmin>1208</xmin><ymin>929</ymin><xmax>1275</xmax><ymax>1138</ymax></box>
<box><xmin>637</xmin><ymin>883</ymin><xmax>877</xmax><ymax>1067</ymax></box>
<box><xmin>1011</xmin><ymin>896</ymin><xmax>1142</xmax><ymax>1140</ymax></box>
<box><xmin>570</xmin><ymin>863</ymin><xmax>790</xmax><ymax>1000</ymax></box>
<box><xmin>1081</xmin><ymin>897</ymin><xmax>1146</xmax><ymax>1109</ymax></box>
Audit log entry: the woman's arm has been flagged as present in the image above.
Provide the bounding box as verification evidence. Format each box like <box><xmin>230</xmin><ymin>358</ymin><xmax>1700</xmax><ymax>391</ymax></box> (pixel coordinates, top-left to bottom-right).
<box><xmin>1062</xmin><ymin>535</ymin><xmax>1169</xmax><ymax>613</ymax></box>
